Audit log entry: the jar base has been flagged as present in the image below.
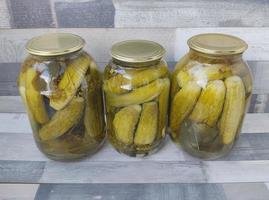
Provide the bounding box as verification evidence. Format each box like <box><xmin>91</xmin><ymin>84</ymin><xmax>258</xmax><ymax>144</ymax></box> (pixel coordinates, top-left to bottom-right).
<box><xmin>180</xmin><ymin>140</ymin><xmax>234</xmax><ymax>160</ymax></box>
<box><xmin>36</xmin><ymin>137</ymin><xmax>106</xmax><ymax>161</ymax></box>
<box><xmin>109</xmin><ymin>135</ymin><xmax>166</xmax><ymax>157</ymax></box>
<box><xmin>170</xmin><ymin>120</ymin><xmax>236</xmax><ymax>160</ymax></box>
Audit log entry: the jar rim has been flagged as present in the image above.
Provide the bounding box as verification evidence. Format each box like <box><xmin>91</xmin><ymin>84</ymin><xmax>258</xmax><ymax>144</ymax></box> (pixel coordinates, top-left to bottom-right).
<box><xmin>110</xmin><ymin>40</ymin><xmax>166</xmax><ymax>64</ymax></box>
<box><xmin>26</xmin><ymin>33</ymin><xmax>85</xmax><ymax>56</ymax></box>
<box><xmin>187</xmin><ymin>33</ymin><xmax>248</xmax><ymax>56</ymax></box>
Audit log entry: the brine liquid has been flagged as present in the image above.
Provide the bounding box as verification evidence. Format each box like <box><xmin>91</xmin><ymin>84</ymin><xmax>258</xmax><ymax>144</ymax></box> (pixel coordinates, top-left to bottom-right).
<box><xmin>107</xmin><ymin>98</ymin><xmax>166</xmax><ymax>157</ymax></box>
<box><xmin>174</xmin><ymin>92</ymin><xmax>251</xmax><ymax>160</ymax></box>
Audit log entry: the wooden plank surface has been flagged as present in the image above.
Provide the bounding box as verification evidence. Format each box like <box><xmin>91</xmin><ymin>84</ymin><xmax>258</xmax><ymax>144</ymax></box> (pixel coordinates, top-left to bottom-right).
<box><xmin>1</xmin><ymin>132</ymin><xmax>269</xmax><ymax>162</ymax></box>
<box><xmin>1</xmin><ymin>159</ymin><xmax>269</xmax><ymax>184</ymax></box>
<box><xmin>1</xmin><ymin>183</ymin><xmax>267</xmax><ymax>200</ymax></box>
<box><xmin>4</xmin><ymin>0</ymin><xmax>269</xmax><ymax>29</ymax></box>
<box><xmin>1</xmin><ymin>28</ymin><xmax>269</xmax><ymax>63</ymax></box>
<box><xmin>113</xmin><ymin>0</ymin><xmax>269</xmax><ymax>28</ymax></box>
<box><xmin>33</xmin><ymin>183</ymin><xmax>269</xmax><ymax>200</ymax></box>
<box><xmin>0</xmin><ymin>184</ymin><xmax>39</xmax><ymax>200</ymax></box>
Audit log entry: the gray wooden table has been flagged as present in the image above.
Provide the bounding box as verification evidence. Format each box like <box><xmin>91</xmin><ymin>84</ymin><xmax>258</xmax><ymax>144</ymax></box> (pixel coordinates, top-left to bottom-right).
<box><xmin>1</xmin><ymin>28</ymin><xmax>269</xmax><ymax>199</ymax></box>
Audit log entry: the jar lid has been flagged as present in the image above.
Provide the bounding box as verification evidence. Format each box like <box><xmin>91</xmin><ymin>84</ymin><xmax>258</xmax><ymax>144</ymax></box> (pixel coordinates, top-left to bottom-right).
<box><xmin>111</xmin><ymin>40</ymin><xmax>166</xmax><ymax>63</ymax></box>
<box><xmin>26</xmin><ymin>33</ymin><xmax>85</xmax><ymax>56</ymax></box>
<box><xmin>187</xmin><ymin>33</ymin><xmax>248</xmax><ymax>55</ymax></box>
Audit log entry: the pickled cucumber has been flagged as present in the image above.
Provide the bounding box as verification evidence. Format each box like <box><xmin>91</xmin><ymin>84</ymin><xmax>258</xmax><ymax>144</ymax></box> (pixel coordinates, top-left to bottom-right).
<box><xmin>170</xmin><ymin>81</ymin><xmax>201</xmax><ymax>137</ymax></box>
<box><xmin>170</xmin><ymin>58</ymin><xmax>195</xmax><ymax>98</ymax></box>
<box><xmin>84</xmin><ymin>68</ymin><xmax>104</xmax><ymax>142</ymax></box>
<box><xmin>134</xmin><ymin>102</ymin><xmax>158</xmax><ymax>145</ymax></box>
<box><xmin>190</xmin><ymin>80</ymin><xmax>225</xmax><ymax>127</ymax></box>
<box><xmin>50</xmin><ymin>53</ymin><xmax>90</xmax><ymax>110</ymax></box>
<box><xmin>25</xmin><ymin>67</ymin><xmax>49</xmax><ymax>124</ymax></box>
<box><xmin>106</xmin><ymin>78</ymin><xmax>166</xmax><ymax>107</ymax></box>
<box><xmin>39</xmin><ymin>97</ymin><xmax>85</xmax><ymax>141</ymax></box>
<box><xmin>18</xmin><ymin>59</ymin><xmax>40</xmax><ymax>133</ymax></box>
<box><xmin>176</xmin><ymin>64</ymin><xmax>232</xmax><ymax>88</ymax></box>
<box><xmin>220</xmin><ymin>76</ymin><xmax>246</xmax><ymax>144</ymax></box>
<box><xmin>203</xmin><ymin>64</ymin><xmax>232</xmax><ymax>80</ymax></box>
<box><xmin>104</xmin><ymin>63</ymin><xmax>168</xmax><ymax>94</ymax></box>
<box><xmin>176</xmin><ymin>70</ymin><xmax>191</xmax><ymax>88</ymax></box>
<box><xmin>113</xmin><ymin>105</ymin><xmax>141</xmax><ymax>145</ymax></box>
<box><xmin>158</xmin><ymin>78</ymin><xmax>170</xmax><ymax>138</ymax></box>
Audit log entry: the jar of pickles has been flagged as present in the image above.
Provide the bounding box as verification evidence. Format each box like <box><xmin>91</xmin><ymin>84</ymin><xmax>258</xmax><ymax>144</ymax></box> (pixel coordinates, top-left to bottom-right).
<box><xmin>169</xmin><ymin>33</ymin><xmax>253</xmax><ymax>159</ymax></box>
<box><xmin>103</xmin><ymin>40</ymin><xmax>170</xmax><ymax>156</ymax></box>
<box><xmin>18</xmin><ymin>33</ymin><xmax>105</xmax><ymax>160</ymax></box>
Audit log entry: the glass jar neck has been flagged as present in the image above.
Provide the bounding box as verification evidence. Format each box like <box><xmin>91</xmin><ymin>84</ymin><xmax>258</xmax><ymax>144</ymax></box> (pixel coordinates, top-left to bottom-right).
<box><xmin>29</xmin><ymin>49</ymin><xmax>84</xmax><ymax>62</ymax></box>
<box><xmin>112</xmin><ymin>58</ymin><xmax>162</xmax><ymax>68</ymax></box>
<box><xmin>189</xmin><ymin>49</ymin><xmax>243</xmax><ymax>62</ymax></box>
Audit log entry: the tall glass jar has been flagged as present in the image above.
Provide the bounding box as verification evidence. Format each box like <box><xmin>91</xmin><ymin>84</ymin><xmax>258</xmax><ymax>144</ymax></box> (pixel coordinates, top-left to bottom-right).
<box><xmin>18</xmin><ymin>33</ymin><xmax>105</xmax><ymax>160</ymax></box>
<box><xmin>169</xmin><ymin>33</ymin><xmax>253</xmax><ymax>159</ymax></box>
<box><xmin>103</xmin><ymin>40</ymin><xmax>170</xmax><ymax>156</ymax></box>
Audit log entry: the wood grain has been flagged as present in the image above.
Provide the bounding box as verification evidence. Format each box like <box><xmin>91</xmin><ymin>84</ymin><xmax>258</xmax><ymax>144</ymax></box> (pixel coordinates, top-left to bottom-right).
<box><xmin>1</xmin><ymin>159</ymin><xmax>269</xmax><ymax>184</ymax></box>
<box><xmin>34</xmin><ymin>183</ymin><xmax>226</xmax><ymax>200</ymax></box>
<box><xmin>0</xmin><ymin>0</ymin><xmax>11</xmax><ymax>28</ymax></box>
<box><xmin>0</xmin><ymin>28</ymin><xmax>176</xmax><ymax>63</ymax></box>
<box><xmin>114</xmin><ymin>0</ymin><xmax>269</xmax><ymax>28</ymax></box>
<box><xmin>0</xmin><ymin>28</ymin><xmax>269</xmax><ymax>63</ymax></box>
<box><xmin>34</xmin><ymin>183</ymin><xmax>269</xmax><ymax>200</ymax></box>
<box><xmin>0</xmin><ymin>184</ymin><xmax>39</xmax><ymax>200</ymax></box>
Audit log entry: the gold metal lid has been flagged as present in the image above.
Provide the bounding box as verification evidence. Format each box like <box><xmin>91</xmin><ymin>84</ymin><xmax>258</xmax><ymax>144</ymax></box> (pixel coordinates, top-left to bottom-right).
<box><xmin>111</xmin><ymin>40</ymin><xmax>166</xmax><ymax>63</ymax></box>
<box><xmin>187</xmin><ymin>33</ymin><xmax>248</xmax><ymax>55</ymax></box>
<box><xmin>26</xmin><ymin>33</ymin><xmax>85</xmax><ymax>56</ymax></box>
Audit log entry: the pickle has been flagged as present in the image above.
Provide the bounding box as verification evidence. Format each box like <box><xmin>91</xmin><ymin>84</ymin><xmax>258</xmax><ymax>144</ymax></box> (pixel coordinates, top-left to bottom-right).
<box><xmin>84</xmin><ymin>69</ymin><xmax>104</xmax><ymax>142</ymax></box>
<box><xmin>176</xmin><ymin>64</ymin><xmax>232</xmax><ymax>88</ymax></box>
<box><xmin>158</xmin><ymin>78</ymin><xmax>170</xmax><ymax>138</ymax></box>
<box><xmin>106</xmin><ymin>78</ymin><xmax>166</xmax><ymax>107</ymax></box>
<box><xmin>18</xmin><ymin>66</ymin><xmax>27</xmax><ymax>104</ymax></box>
<box><xmin>25</xmin><ymin>67</ymin><xmax>49</xmax><ymax>124</ymax></box>
<box><xmin>170</xmin><ymin>81</ymin><xmax>201</xmax><ymax>137</ymax></box>
<box><xmin>18</xmin><ymin>61</ymin><xmax>40</xmax><ymax>133</ymax></box>
<box><xmin>203</xmin><ymin>64</ymin><xmax>232</xmax><ymax>80</ymax></box>
<box><xmin>113</xmin><ymin>105</ymin><xmax>141</xmax><ymax>145</ymax></box>
<box><xmin>134</xmin><ymin>102</ymin><xmax>158</xmax><ymax>145</ymax></box>
<box><xmin>50</xmin><ymin>53</ymin><xmax>89</xmax><ymax>110</ymax></box>
<box><xmin>190</xmin><ymin>80</ymin><xmax>225</xmax><ymax>127</ymax></box>
<box><xmin>176</xmin><ymin>70</ymin><xmax>191</xmax><ymax>88</ymax></box>
<box><xmin>171</xmin><ymin>59</ymin><xmax>195</xmax><ymax>98</ymax></box>
<box><xmin>103</xmin><ymin>74</ymin><xmax>130</xmax><ymax>94</ymax></box>
<box><xmin>103</xmin><ymin>64</ymin><xmax>168</xmax><ymax>94</ymax></box>
<box><xmin>220</xmin><ymin>76</ymin><xmax>246</xmax><ymax>144</ymax></box>
<box><xmin>39</xmin><ymin>97</ymin><xmax>85</xmax><ymax>141</ymax></box>
<box><xmin>131</xmin><ymin>64</ymin><xmax>168</xmax><ymax>86</ymax></box>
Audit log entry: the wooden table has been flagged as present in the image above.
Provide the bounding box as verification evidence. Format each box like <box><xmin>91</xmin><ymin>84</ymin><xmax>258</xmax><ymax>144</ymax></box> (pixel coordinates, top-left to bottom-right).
<box><xmin>1</xmin><ymin>28</ymin><xmax>269</xmax><ymax>199</ymax></box>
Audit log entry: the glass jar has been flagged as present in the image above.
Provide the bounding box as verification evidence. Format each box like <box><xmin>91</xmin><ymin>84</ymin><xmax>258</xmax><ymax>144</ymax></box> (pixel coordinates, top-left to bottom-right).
<box><xmin>103</xmin><ymin>40</ymin><xmax>170</xmax><ymax>156</ymax></box>
<box><xmin>18</xmin><ymin>33</ymin><xmax>105</xmax><ymax>160</ymax></box>
<box><xmin>169</xmin><ymin>33</ymin><xmax>253</xmax><ymax>159</ymax></box>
